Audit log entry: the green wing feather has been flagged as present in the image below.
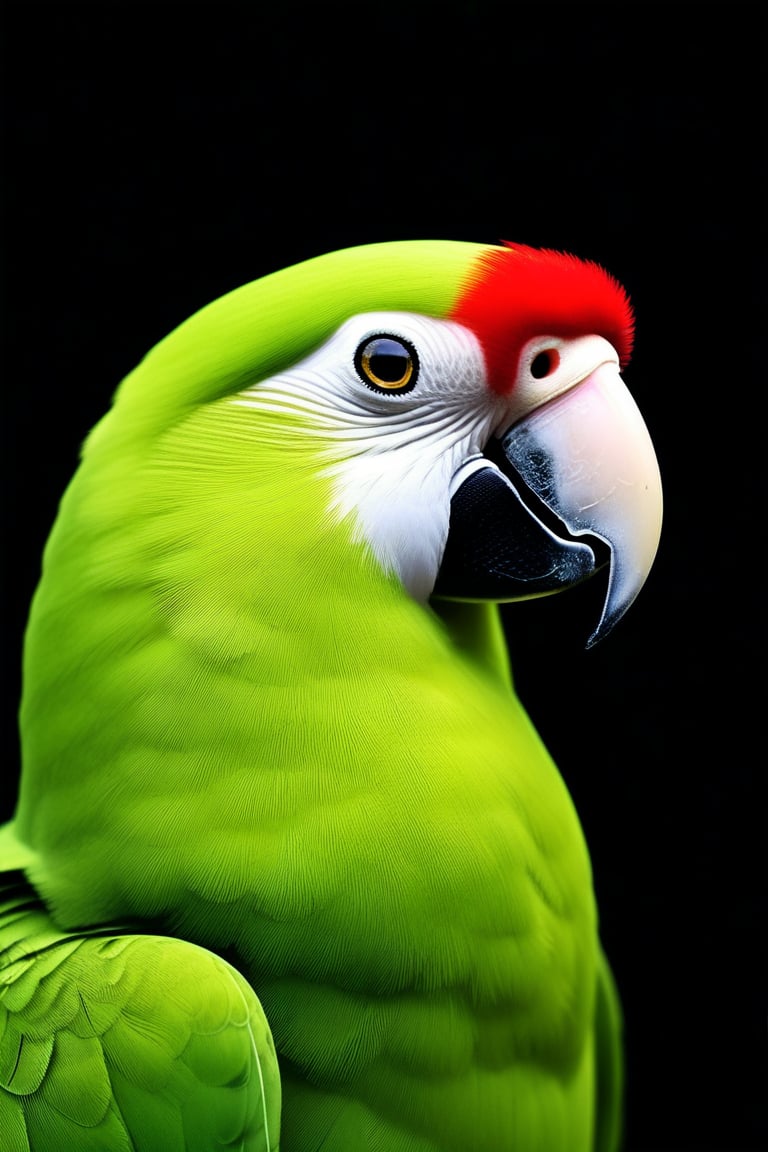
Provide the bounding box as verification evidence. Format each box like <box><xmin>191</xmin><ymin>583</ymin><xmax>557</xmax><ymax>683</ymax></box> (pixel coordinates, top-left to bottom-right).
<box><xmin>0</xmin><ymin>830</ymin><xmax>281</xmax><ymax>1152</ymax></box>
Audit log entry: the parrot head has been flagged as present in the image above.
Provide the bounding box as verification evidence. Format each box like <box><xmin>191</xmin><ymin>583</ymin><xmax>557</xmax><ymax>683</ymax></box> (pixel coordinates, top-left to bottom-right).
<box><xmin>149</xmin><ymin>238</ymin><xmax>655</xmax><ymax>648</ymax></box>
<box><xmin>73</xmin><ymin>239</ymin><xmax>660</xmax><ymax>647</ymax></box>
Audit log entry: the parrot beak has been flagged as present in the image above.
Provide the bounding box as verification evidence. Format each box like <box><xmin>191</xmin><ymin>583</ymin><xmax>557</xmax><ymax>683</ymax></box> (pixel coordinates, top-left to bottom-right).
<box><xmin>433</xmin><ymin>361</ymin><xmax>663</xmax><ymax>646</ymax></box>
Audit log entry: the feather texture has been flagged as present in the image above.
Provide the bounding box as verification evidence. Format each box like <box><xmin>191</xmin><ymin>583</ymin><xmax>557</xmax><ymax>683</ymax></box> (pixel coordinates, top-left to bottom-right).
<box><xmin>0</xmin><ymin>869</ymin><xmax>280</xmax><ymax>1151</ymax></box>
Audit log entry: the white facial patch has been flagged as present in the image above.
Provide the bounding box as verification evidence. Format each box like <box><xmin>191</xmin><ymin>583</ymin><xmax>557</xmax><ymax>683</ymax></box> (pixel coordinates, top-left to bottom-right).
<box><xmin>234</xmin><ymin>312</ymin><xmax>506</xmax><ymax>600</ymax></box>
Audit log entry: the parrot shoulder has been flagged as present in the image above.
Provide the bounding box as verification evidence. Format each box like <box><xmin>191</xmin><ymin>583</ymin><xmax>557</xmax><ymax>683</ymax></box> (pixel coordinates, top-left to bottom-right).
<box><xmin>0</xmin><ymin>866</ymin><xmax>281</xmax><ymax>1151</ymax></box>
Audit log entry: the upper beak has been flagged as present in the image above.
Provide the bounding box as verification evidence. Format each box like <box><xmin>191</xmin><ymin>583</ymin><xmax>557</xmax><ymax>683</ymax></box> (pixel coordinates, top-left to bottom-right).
<box><xmin>501</xmin><ymin>360</ymin><xmax>663</xmax><ymax>645</ymax></box>
<box><xmin>433</xmin><ymin>360</ymin><xmax>663</xmax><ymax>646</ymax></box>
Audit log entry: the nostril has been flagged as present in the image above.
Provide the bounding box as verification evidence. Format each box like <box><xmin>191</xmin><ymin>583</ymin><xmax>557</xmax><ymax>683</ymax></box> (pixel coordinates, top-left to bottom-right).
<box><xmin>530</xmin><ymin>349</ymin><xmax>560</xmax><ymax>379</ymax></box>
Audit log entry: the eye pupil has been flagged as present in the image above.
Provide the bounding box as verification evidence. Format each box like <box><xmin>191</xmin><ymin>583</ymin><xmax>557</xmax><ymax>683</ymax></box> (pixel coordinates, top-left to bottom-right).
<box><xmin>368</xmin><ymin>349</ymin><xmax>408</xmax><ymax>383</ymax></box>
<box><xmin>530</xmin><ymin>350</ymin><xmax>559</xmax><ymax>379</ymax></box>
<box><xmin>356</xmin><ymin>335</ymin><xmax>418</xmax><ymax>393</ymax></box>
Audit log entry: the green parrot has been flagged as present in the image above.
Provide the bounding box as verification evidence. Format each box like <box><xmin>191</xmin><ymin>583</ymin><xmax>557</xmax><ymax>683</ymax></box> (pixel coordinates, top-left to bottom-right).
<box><xmin>0</xmin><ymin>240</ymin><xmax>662</xmax><ymax>1151</ymax></box>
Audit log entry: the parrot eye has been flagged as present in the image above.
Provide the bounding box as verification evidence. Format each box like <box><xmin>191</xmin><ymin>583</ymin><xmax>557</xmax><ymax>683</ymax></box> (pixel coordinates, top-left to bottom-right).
<box><xmin>355</xmin><ymin>335</ymin><xmax>419</xmax><ymax>394</ymax></box>
<box><xmin>530</xmin><ymin>349</ymin><xmax>560</xmax><ymax>378</ymax></box>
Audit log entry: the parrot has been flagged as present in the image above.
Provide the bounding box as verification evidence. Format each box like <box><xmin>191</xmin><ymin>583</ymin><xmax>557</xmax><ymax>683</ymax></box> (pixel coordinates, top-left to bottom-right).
<box><xmin>0</xmin><ymin>239</ymin><xmax>662</xmax><ymax>1152</ymax></box>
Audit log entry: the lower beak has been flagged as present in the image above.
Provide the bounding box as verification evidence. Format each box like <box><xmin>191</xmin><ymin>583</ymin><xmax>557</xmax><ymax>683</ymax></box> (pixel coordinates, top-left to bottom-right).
<box><xmin>433</xmin><ymin>362</ymin><xmax>663</xmax><ymax>646</ymax></box>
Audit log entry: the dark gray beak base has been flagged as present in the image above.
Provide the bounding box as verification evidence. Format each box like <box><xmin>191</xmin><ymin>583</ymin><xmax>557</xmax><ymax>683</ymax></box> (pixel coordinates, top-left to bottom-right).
<box><xmin>432</xmin><ymin>464</ymin><xmax>597</xmax><ymax>602</ymax></box>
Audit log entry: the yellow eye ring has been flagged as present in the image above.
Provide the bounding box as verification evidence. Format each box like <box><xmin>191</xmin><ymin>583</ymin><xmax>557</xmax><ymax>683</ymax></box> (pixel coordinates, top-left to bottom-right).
<box><xmin>355</xmin><ymin>335</ymin><xmax>419</xmax><ymax>394</ymax></box>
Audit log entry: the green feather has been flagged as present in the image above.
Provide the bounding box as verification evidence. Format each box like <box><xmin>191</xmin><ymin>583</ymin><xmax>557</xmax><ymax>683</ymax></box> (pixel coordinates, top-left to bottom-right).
<box><xmin>86</xmin><ymin>240</ymin><xmax>482</xmax><ymax>453</ymax></box>
<box><xmin>0</xmin><ymin>870</ymin><xmax>280</xmax><ymax>1151</ymax></box>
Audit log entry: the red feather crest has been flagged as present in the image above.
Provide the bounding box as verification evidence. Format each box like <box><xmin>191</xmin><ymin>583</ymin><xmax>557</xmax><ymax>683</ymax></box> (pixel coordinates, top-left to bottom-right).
<box><xmin>451</xmin><ymin>242</ymin><xmax>635</xmax><ymax>394</ymax></box>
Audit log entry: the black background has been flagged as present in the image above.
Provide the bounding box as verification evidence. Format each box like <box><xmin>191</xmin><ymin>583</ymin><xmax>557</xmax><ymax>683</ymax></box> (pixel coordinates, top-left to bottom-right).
<box><xmin>2</xmin><ymin>5</ymin><xmax>765</xmax><ymax>1150</ymax></box>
